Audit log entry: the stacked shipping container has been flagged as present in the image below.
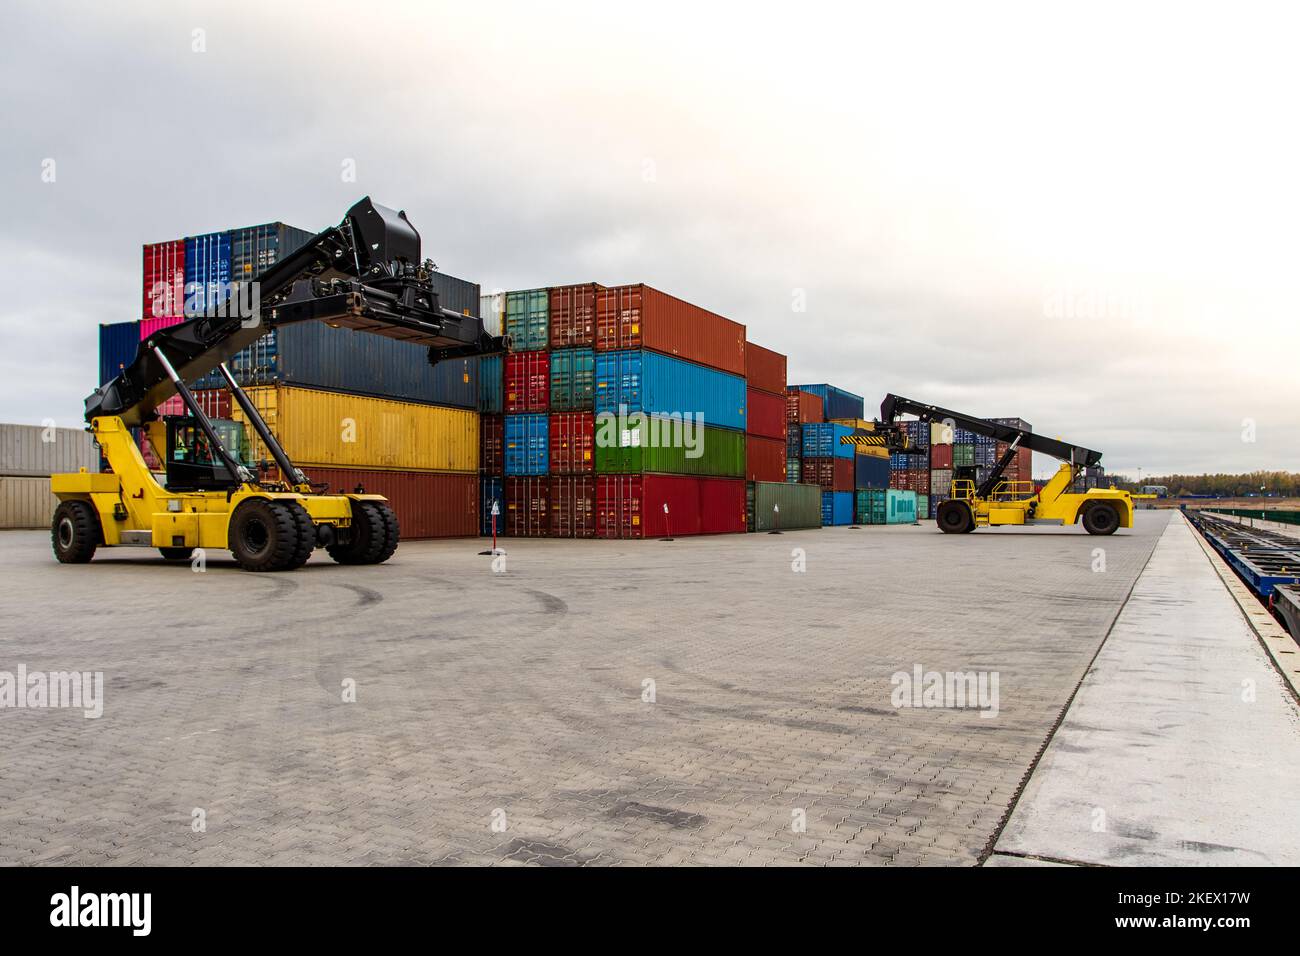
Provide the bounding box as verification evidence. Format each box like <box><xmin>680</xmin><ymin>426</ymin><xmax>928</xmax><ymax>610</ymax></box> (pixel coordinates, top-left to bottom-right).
<box><xmin>0</xmin><ymin>425</ymin><xmax>98</xmax><ymax>529</ymax></box>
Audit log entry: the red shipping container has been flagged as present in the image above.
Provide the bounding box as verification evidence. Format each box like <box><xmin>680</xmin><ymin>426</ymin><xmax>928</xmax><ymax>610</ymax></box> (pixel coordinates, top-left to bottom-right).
<box><xmin>888</xmin><ymin>468</ymin><xmax>931</xmax><ymax>494</ymax></box>
<box><xmin>596</xmin><ymin>474</ymin><xmax>746</xmax><ymax>539</ymax></box>
<box><xmin>549</xmin><ymin>475</ymin><xmax>596</xmax><ymax>538</ymax></box>
<box><xmin>150</xmin><ymin>387</ymin><xmax>233</xmax><ymax>421</ymax></box>
<box><xmin>140</xmin><ymin>315</ymin><xmax>185</xmax><ymax>340</ymax></box>
<box><xmin>549</xmin><ymin>283</ymin><xmax>603</xmax><ymax>349</ymax></box>
<box><xmin>143</xmin><ymin>239</ymin><xmax>185</xmax><ymax>319</ymax></box>
<box><xmin>785</xmin><ymin>388</ymin><xmax>824</xmax><ymax>424</ymax></box>
<box><xmin>930</xmin><ymin>443</ymin><xmax>953</xmax><ymax>470</ymax></box>
<box><xmin>504</xmin><ymin>351</ymin><xmax>550</xmax><ymax>413</ymax></box>
<box><xmin>282</xmin><ymin>467</ymin><xmax>476</xmax><ymax>539</ymax></box>
<box><xmin>505</xmin><ymin>476</ymin><xmax>550</xmax><ymax>537</ymax></box>
<box><xmin>549</xmin><ymin>412</ymin><xmax>594</xmax><ymax>474</ymax></box>
<box><xmin>744</xmin><ymin>341</ymin><xmax>787</xmax><ymax>396</ymax></box>
<box><xmin>480</xmin><ymin>414</ymin><xmax>504</xmax><ymax>475</ymax></box>
<box><xmin>594</xmin><ymin>284</ymin><xmax>746</xmax><ymax>376</ymax></box>
<box><xmin>745</xmin><ymin>387</ymin><xmax>786</xmax><ymax>440</ymax></box>
<box><xmin>804</xmin><ymin>456</ymin><xmax>855</xmax><ymax>492</ymax></box>
<box><xmin>745</xmin><ymin>436</ymin><xmax>786</xmax><ymax>483</ymax></box>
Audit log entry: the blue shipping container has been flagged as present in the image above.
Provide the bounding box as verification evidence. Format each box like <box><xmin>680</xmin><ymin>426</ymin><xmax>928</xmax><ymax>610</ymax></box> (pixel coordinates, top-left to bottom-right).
<box><xmin>821</xmin><ymin>491</ymin><xmax>854</xmax><ymax>526</ymax></box>
<box><xmin>855</xmin><ymin>454</ymin><xmax>890</xmax><ymax>489</ymax></box>
<box><xmin>99</xmin><ymin>321</ymin><xmax>140</xmax><ymax>385</ymax></box>
<box><xmin>802</xmin><ymin>423</ymin><xmax>854</xmax><ymax>459</ymax></box>
<box><xmin>890</xmin><ymin>452</ymin><xmax>928</xmax><ymax>470</ymax></box>
<box><xmin>479</xmin><ymin>354</ymin><xmax>504</xmax><ymax>413</ymax></box>
<box><xmin>480</xmin><ymin>477</ymin><xmax>504</xmax><ymax>536</ymax></box>
<box><xmin>903</xmin><ymin>420</ymin><xmax>930</xmax><ymax>449</ymax></box>
<box><xmin>504</xmin><ymin>414</ymin><xmax>548</xmax><ymax>475</ymax></box>
<box><xmin>791</xmin><ymin>384</ymin><xmax>865</xmax><ymax>422</ymax></box>
<box><xmin>593</xmin><ymin>350</ymin><xmax>745</xmax><ymax>431</ymax></box>
<box><xmin>184</xmin><ymin>231</ymin><xmax>232</xmax><ymax>315</ymax></box>
<box><xmin>229</xmin><ymin>222</ymin><xmax>315</xmax><ymax>286</ymax></box>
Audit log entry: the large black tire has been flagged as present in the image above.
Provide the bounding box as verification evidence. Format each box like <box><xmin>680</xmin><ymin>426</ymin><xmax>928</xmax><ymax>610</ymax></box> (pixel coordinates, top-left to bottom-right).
<box><xmin>159</xmin><ymin>547</ymin><xmax>194</xmax><ymax>561</ymax></box>
<box><xmin>1082</xmin><ymin>501</ymin><xmax>1120</xmax><ymax>536</ymax></box>
<box><xmin>228</xmin><ymin>498</ymin><xmax>304</xmax><ymax>571</ymax></box>
<box><xmin>936</xmin><ymin>499</ymin><xmax>974</xmax><ymax>534</ymax></box>
<box><xmin>51</xmin><ymin>500</ymin><xmax>99</xmax><ymax>564</ymax></box>
<box><xmin>327</xmin><ymin>500</ymin><xmax>400</xmax><ymax>565</ymax></box>
<box><xmin>282</xmin><ymin>500</ymin><xmax>317</xmax><ymax>570</ymax></box>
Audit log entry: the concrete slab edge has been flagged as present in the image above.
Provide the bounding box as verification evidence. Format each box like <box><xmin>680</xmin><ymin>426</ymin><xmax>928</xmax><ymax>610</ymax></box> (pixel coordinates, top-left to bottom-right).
<box><xmin>1183</xmin><ymin>511</ymin><xmax>1300</xmax><ymax>702</ymax></box>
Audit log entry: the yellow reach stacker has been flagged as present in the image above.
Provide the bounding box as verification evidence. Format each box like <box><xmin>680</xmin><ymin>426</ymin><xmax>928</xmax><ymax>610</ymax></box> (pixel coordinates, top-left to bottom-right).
<box><xmin>51</xmin><ymin>198</ymin><xmax>506</xmax><ymax>571</ymax></box>
<box><xmin>865</xmin><ymin>394</ymin><xmax>1135</xmax><ymax>535</ymax></box>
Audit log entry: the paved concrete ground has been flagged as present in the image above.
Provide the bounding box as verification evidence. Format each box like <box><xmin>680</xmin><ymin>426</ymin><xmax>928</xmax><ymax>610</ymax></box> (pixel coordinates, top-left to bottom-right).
<box><xmin>990</xmin><ymin>513</ymin><xmax>1300</xmax><ymax>867</ymax></box>
<box><xmin>1</xmin><ymin>514</ymin><xmax>1169</xmax><ymax>866</ymax></box>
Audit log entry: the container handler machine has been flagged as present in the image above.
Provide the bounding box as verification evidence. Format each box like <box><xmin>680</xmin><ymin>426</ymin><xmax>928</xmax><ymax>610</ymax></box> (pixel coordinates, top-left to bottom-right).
<box><xmin>52</xmin><ymin>197</ymin><xmax>506</xmax><ymax>571</ymax></box>
<box><xmin>870</xmin><ymin>394</ymin><xmax>1134</xmax><ymax>535</ymax></box>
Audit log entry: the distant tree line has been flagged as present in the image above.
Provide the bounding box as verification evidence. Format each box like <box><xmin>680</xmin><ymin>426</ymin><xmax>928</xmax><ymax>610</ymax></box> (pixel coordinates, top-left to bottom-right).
<box><xmin>1104</xmin><ymin>471</ymin><xmax>1300</xmax><ymax>497</ymax></box>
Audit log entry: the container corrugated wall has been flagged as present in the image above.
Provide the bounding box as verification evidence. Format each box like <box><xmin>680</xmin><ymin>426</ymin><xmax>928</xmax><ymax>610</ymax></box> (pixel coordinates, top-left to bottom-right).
<box><xmin>744</xmin><ymin>342</ymin><xmax>787</xmax><ymax>396</ymax></box>
<box><xmin>821</xmin><ymin>491</ymin><xmax>854</xmax><ymax>526</ymax></box>
<box><xmin>745</xmin><ymin>436</ymin><xmax>786</xmax><ymax>482</ymax></box>
<box><xmin>595</xmin><ymin>285</ymin><xmax>746</xmax><ymax>376</ymax></box>
<box><xmin>595</xmin><ymin>474</ymin><xmax>746</xmax><ymax>538</ymax></box>
<box><xmin>747</xmin><ymin>481</ymin><xmax>821</xmax><ymax>531</ymax></box>
<box><xmin>232</xmin><ymin>385</ymin><xmax>478</xmax><ymax>472</ymax></box>
<box><xmin>549</xmin><ymin>349</ymin><xmax>594</xmax><ymax>411</ymax></box>
<box><xmin>593</xmin><ymin>350</ymin><xmax>746</xmax><ymax>431</ymax></box>
<box><xmin>229</xmin><ymin>222</ymin><xmax>315</xmax><ymax>285</ymax></box>
<box><xmin>745</xmin><ymin>387</ymin><xmax>785</xmax><ymax>439</ymax></box>
<box><xmin>595</xmin><ymin>422</ymin><xmax>744</xmax><ymax>477</ymax></box>
<box><xmin>504</xmin><ymin>414</ymin><xmax>548</xmax><ymax>475</ymax></box>
<box><xmin>183</xmin><ymin>231</ymin><xmax>232</xmax><ymax>314</ymax></box>
<box><xmin>801</xmin><ymin>423</ymin><xmax>854</xmax><ymax>459</ymax></box>
<box><xmin>99</xmin><ymin>321</ymin><xmax>139</xmax><ymax>385</ymax></box>
<box><xmin>791</xmin><ymin>384</ymin><xmax>864</xmax><ymax>422</ymax></box>
<box><xmin>549</xmin><ymin>283</ymin><xmax>602</xmax><ymax>349</ymax></box>
<box><xmin>1</xmin><ymin>425</ymin><xmax>98</xmax><ymax>477</ymax></box>
<box><xmin>479</xmin><ymin>354</ymin><xmax>504</xmax><ymax>413</ymax></box>
<box><xmin>298</xmin><ymin>467</ymin><xmax>477</xmax><ymax>538</ymax></box>
<box><xmin>0</xmin><ymin>477</ymin><xmax>57</xmax><ymax>528</ymax></box>
<box><xmin>143</xmin><ymin>239</ymin><xmax>185</xmax><ymax>319</ymax></box>
<box><xmin>550</xmin><ymin>475</ymin><xmax>596</xmax><ymax>537</ymax></box>
<box><xmin>506</xmin><ymin>289</ymin><xmax>549</xmax><ymax>351</ymax></box>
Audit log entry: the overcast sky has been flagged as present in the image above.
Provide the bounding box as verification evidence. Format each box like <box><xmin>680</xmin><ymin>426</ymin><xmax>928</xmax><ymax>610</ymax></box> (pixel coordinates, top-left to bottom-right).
<box><xmin>2</xmin><ymin>1</ymin><xmax>1296</xmax><ymax>478</ymax></box>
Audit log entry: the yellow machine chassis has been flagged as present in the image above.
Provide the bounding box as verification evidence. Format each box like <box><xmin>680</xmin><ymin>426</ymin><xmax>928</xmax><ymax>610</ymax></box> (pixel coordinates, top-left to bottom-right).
<box><xmin>950</xmin><ymin>462</ymin><xmax>1134</xmax><ymax>529</ymax></box>
<box><xmin>50</xmin><ymin>416</ymin><xmax>384</xmax><ymax>551</ymax></box>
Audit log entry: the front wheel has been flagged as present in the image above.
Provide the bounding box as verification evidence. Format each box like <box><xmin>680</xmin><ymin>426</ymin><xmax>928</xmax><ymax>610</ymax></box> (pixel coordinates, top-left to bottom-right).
<box><xmin>327</xmin><ymin>500</ymin><xmax>399</xmax><ymax>565</ymax></box>
<box><xmin>936</xmin><ymin>499</ymin><xmax>974</xmax><ymax>534</ymax></box>
<box><xmin>1082</xmin><ymin>502</ymin><xmax>1120</xmax><ymax>536</ymax></box>
<box><xmin>228</xmin><ymin>498</ymin><xmax>304</xmax><ymax>571</ymax></box>
<box><xmin>52</xmin><ymin>500</ymin><xmax>100</xmax><ymax>563</ymax></box>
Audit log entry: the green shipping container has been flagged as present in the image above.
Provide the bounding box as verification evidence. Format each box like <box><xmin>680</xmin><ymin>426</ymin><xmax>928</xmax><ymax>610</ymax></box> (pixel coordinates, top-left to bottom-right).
<box><xmin>550</xmin><ymin>349</ymin><xmax>595</xmax><ymax>411</ymax></box>
<box><xmin>595</xmin><ymin>420</ymin><xmax>744</xmax><ymax>477</ymax></box>
<box><xmin>786</xmin><ymin>458</ymin><xmax>801</xmax><ymax>482</ymax></box>
<box><xmin>917</xmin><ymin>494</ymin><xmax>929</xmax><ymax>520</ymax></box>
<box><xmin>505</xmin><ymin>288</ymin><xmax>549</xmax><ymax>351</ymax></box>
<box><xmin>953</xmin><ymin>443</ymin><xmax>975</xmax><ymax>468</ymax></box>
<box><xmin>747</xmin><ymin>481</ymin><xmax>823</xmax><ymax>532</ymax></box>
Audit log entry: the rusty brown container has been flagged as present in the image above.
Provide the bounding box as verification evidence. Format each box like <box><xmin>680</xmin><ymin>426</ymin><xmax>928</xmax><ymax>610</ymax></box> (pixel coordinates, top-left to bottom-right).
<box><xmin>785</xmin><ymin>387</ymin><xmax>824</xmax><ymax>424</ymax></box>
<box><xmin>745</xmin><ymin>342</ymin><xmax>787</xmax><ymax>396</ymax></box>
<box><xmin>594</xmin><ymin>284</ymin><xmax>745</xmax><ymax>376</ymax></box>
<box><xmin>549</xmin><ymin>475</ymin><xmax>596</xmax><ymax>538</ymax></box>
<box><xmin>296</xmin><ymin>467</ymin><xmax>477</xmax><ymax>539</ymax></box>
<box><xmin>504</xmin><ymin>476</ymin><xmax>550</xmax><ymax>537</ymax></box>
<box><xmin>549</xmin><ymin>283</ymin><xmax>603</xmax><ymax>349</ymax></box>
<box><xmin>745</xmin><ymin>436</ymin><xmax>786</xmax><ymax>483</ymax></box>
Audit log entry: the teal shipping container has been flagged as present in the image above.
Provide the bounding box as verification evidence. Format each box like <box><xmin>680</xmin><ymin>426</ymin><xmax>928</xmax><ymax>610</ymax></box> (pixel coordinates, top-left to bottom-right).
<box><xmin>550</xmin><ymin>349</ymin><xmax>595</xmax><ymax>411</ymax></box>
<box><xmin>855</xmin><ymin>488</ymin><xmax>917</xmax><ymax>525</ymax></box>
<box><xmin>506</xmin><ymin>288</ymin><xmax>549</xmax><ymax>351</ymax></box>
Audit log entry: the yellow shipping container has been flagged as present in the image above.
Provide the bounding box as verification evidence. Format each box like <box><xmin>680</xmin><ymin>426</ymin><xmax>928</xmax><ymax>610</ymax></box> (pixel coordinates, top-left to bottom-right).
<box><xmin>232</xmin><ymin>385</ymin><xmax>479</xmax><ymax>473</ymax></box>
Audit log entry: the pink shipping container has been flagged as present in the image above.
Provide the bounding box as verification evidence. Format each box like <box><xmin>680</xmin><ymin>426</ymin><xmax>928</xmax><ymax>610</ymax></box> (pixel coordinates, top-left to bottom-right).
<box><xmin>595</xmin><ymin>284</ymin><xmax>746</xmax><ymax>376</ymax></box>
<box><xmin>140</xmin><ymin>316</ymin><xmax>185</xmax><ymax>340</ymax></box>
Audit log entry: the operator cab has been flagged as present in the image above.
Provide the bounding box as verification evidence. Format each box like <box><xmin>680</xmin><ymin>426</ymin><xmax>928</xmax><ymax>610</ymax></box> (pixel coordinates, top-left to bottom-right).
<box><xmin>163</xmin><ymin>416</ymin><xmax>250</xmax><ymax>491</ymax></box>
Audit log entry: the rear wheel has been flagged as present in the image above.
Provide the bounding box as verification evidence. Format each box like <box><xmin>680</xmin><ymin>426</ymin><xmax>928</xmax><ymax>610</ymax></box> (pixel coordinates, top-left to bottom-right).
<box><xmin>159</xmin><ymin>547</ymin><xmax>194</xmax><ymax>561</ymax></box>
<box><xmin>936</xmin><ymin>499</ymin><xmax>974</xmax><ymax>534</ymax></box>
<box><xmin>228</xmin><ymin>498</ymin><xmax>303</xmax><ymax>571</ymax></box>
<box><xmin>327</xmin><ymin>500</ymin><xmax>400</xmax><ymax>565</ymax></box>
<box><xmin>51</xmin><ymin>500</ymin><xmax>99</xmax><ymax>563</ymax></box>
<box><xmin>281</xmin><ymin>500</ymin><xmax>317</xmax><ymax>570</ymax></box>
<box><xmin>1082</xmin><ymin>501</ymin><xmax>1120</xmax><ymax>536</ymax></box>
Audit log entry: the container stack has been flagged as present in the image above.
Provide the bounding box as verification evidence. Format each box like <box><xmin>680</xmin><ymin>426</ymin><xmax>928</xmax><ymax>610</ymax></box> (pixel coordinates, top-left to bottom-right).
<box><xmin>929</xmin><ymin>421</ymin><xmax>953</xmax><ymax>518</ymax></box>
<box><xmin>787</xmin><ymin>384</ymin><xmax>864</xmax><ymax>526</ymax></box>
<box><xmin>888</xmin><ymin>419</ymin><xmax>930</xmax><ymax>507</ymax></box>
<box><xmin>0</xmin><ymin>425</ymin><xmax>98</xmax><ymax>529</ymax></box>
<box><xmin>501</xmin><ymin>289</ymin><xmax>550</xmax><ymax>537</ymax></box>
<box><xmin>990</xmin><ymin>417</ymin><xmax>1033</xmax><ymax>488</ymax></box>
<box><xmin>592</xmin><ymin>285</ymin><xmax>748</xmax><ymax>538</ymax></box>
<box><xmin>547</xmin><ymin>284</ymin><xmax>600</xmax><ymax>537</ymax></box>
<box><xmin>102</xmin><ymin>220</ymin><xmax>486</xmax><ymax>538</ymax></box>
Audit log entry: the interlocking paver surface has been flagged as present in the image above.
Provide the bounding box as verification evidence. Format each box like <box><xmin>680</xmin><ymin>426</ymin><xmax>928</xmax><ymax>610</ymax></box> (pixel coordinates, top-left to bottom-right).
<box><xmin>0</xmin><ymin>513</ymin><xmax>1168</xmax><ymax>865</ymax></box>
